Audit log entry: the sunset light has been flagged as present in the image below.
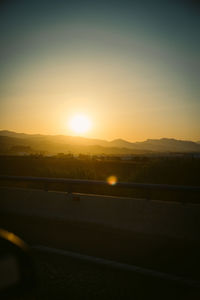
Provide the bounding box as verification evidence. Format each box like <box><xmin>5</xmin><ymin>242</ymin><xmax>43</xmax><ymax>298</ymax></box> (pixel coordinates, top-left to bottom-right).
<box><xmin>69</xmin><ymin>114</ymin><xmax>91</xmax><ymax>135</ymax></box>
<box><xmin>0</xmin><ymin>1</ymin><xmax>199</xmax><ymax>141</ymax></box>
<box><xmin>0</xmin><ymin>2</ymin><xmax>199</xmax><ymax>296</ymax></box>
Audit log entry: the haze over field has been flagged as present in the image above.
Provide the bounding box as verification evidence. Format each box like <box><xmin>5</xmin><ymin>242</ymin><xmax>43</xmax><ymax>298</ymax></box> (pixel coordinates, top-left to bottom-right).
<box><xmin>0</xmin><ymin>0</ymin><xmax>199</xmax><ymax>142</ymax></box>
<box><xmin>0</xmin><ymin>130</ymin><xmax>200</xmax><ymax>155</ymax></box>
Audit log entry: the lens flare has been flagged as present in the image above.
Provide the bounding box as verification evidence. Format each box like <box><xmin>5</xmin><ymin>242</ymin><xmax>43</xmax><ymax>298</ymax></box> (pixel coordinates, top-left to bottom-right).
<box><xmin>107</xmin><ymin>175</ymin><xmax>117</xmax><ymax>186</ymax></box>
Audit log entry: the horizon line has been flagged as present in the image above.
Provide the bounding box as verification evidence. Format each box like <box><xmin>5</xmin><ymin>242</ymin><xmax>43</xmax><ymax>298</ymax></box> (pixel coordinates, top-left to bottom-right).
<box><xmin>0</xmin><ymin>129</ymin><xmax>199</xmax><ymax>144</ymax></box>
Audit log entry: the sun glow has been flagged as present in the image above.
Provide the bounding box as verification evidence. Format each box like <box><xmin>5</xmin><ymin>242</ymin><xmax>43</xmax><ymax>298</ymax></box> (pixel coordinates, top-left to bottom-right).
<box><xmin>69</xmin><ymin>114</ymin><xmax>91</xmax><ymax>135</ymax></box>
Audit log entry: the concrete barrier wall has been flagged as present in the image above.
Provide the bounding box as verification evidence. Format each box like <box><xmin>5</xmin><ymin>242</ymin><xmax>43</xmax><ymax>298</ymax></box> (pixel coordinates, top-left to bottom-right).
<box><xmin>0</xmin><ymin>187</ymin><xmax>200</xmax><ymax>241</ymax></box>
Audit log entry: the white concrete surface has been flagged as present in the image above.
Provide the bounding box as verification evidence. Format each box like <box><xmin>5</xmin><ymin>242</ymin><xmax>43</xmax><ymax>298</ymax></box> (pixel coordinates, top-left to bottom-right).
<box><xmin>0</xmin><ymin>187</ymin><xmax>200</xmax><ymax>241</ymax></box>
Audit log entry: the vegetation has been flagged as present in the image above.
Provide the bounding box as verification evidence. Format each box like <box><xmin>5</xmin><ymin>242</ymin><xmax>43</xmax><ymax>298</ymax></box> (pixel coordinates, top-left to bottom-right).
<box><xmin>0</xmin><ymin>155</ymin><xmax>199</xmax><ymax>202</ymax></box>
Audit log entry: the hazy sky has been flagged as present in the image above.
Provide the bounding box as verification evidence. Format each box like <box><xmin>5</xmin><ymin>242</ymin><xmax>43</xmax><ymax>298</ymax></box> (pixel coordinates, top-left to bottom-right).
<box><xmin>0</xmin><ymin>0</ymin><xmax>199</xmax><ymax>141</ymax></box>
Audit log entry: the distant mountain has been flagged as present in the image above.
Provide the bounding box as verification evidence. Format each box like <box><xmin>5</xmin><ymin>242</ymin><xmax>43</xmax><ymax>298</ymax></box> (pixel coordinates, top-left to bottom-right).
<box><xmin>109</xmin><ymin>139</ymin><xmax>134</xmax><ymax>149</ymax></box>
<box><xmin>131</xmin><ymin>138</ymin><xmax>200</xmax><ymax>152</ymax></box>
<box><xmin>0</xmin><ymin>130</ymin><xmax>108</xmax><ymax>147</ymax></box>
<box><xmin>107</xmin><ymin>137</ymin><xmax>200</xmax><ymax>152</ymax></box>
<box><xmin>0</xmin><ymin>131</ymin><xmax>144</xmax><ymax>155</ymax></box>
<box><xmin>0</xmin><ymin>130</ymin><xmax>200</xmax><ymax>154</ymax></box>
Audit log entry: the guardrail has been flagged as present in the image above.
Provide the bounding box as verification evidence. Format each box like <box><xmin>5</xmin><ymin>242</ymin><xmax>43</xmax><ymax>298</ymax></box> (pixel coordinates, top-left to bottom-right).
<box><xmin>0</xmin><ymin>175</ymin><xmax>200</xmax><ymax>193</ymax></box>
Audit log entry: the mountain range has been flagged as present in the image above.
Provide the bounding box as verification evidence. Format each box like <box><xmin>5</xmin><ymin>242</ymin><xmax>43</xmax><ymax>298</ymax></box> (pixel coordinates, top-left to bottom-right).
<box><xmin>0</xmin><ymin>130</ymin><xmax>200</xmax><ymax>155</ymax></box>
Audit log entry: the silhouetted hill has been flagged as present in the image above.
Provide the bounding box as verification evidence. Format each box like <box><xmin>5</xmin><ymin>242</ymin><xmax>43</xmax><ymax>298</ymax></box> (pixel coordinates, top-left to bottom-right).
<box><xmin>0</xmin><ymin>132</ymin><xmax>145</xmax><ymax>155</ymax></box>
<box><xmin>131</xmin><ymin>138</ymin><xmax>200</xmax><ymax>152</ymax></box>
<box><xmin>107</xmin><ymin>137</ymin><xmax>200</xmax><ymax>152</ymax></box>
<box><xmin>0</xmin><ymin>130</ymin><xmax>200</xmax><ymax>154</ymax></box>
<box><xmin>109</xmin><ymin>139</ymin><xmax>134</xmax><ymax>148</ymax></box>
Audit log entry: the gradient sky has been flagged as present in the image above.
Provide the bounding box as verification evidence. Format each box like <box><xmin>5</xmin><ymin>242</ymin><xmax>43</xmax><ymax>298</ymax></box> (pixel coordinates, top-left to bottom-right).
<box><xmin>0</xmin><ymin>0</ymin><xmax>199</xmax><ymax>141</ymax></box>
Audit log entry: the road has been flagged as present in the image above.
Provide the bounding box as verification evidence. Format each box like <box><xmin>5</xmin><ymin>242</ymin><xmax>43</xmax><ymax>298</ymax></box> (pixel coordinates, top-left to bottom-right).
<box><xmin>1</xmin><ymin>212</ymin><xmax>200</xmax><ymax>299</ymax></box>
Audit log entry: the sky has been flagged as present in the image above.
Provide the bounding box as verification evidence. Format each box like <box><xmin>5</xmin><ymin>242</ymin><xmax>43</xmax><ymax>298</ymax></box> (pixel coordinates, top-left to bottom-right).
<box><xmin>0</xmin><ymin>0</ymin><xmax>199</xmax><ymax>142</ymax></box>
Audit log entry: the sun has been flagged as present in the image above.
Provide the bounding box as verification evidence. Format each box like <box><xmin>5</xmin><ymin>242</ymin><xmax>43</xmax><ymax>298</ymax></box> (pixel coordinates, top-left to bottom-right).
<box><xmin>69</xmin><ymin>114</ymin><xmax>91</xmax><ymax>135</ymax></box>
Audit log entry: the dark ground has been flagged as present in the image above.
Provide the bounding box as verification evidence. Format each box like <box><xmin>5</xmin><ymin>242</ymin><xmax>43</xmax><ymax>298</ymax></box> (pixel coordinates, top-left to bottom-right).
<box><xmin>32</xmin><ymin>250</ymin><xmax>200</xmax><ymax>300</ymax></box>
<box><xmin>1</xmin><ymin>155</ymin><xmax>200</xmax><ymax>299</ymax></box>
<box><xmin>1</xmin><ymin>213</ymin><xmax>200</xmax><ymax>300</ymax></box>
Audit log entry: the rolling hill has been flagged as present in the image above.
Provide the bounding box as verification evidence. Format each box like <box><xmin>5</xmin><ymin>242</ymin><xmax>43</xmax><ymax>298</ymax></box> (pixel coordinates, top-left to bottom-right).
<box><xmin>0</xmin><ymin>130</ymin><xmax>200</xmax><ymax>155</ymax></box>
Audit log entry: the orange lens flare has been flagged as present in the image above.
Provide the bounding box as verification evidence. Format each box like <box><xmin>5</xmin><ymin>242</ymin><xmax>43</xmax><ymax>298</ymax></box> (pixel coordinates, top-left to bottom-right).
<box><xmin>107</xmin><ymin>175</ymin><xmax>117</xmax><ymax>186</ymax></box>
